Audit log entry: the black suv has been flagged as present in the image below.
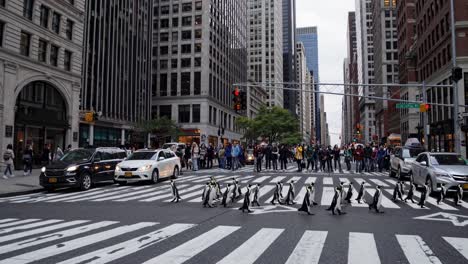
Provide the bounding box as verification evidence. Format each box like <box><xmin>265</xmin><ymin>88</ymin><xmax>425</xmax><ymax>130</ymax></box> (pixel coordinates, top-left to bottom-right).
<box><xmin>40</xmin><ymin>147</ymin><xmax>127</xmax><ymax>191</ymax></box>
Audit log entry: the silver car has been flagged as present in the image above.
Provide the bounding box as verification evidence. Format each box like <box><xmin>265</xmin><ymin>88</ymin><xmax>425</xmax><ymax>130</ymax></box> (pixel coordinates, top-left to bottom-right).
<box><xmin>412</xmin><ymin>152</ymin><xmax>468</xmax><ymax>194</ymax></box>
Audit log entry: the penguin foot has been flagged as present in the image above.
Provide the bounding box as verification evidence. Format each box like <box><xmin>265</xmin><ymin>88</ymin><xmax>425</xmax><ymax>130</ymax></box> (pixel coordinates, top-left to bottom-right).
<box><xmin>307</xmin><ymin>212</ymin><xmax>314</xmax><ymax>215</ymax></box>
<box><xmin>248</xmin><ymin>210</ymin><xmax>253</xmax><ymax>213</ymax></box>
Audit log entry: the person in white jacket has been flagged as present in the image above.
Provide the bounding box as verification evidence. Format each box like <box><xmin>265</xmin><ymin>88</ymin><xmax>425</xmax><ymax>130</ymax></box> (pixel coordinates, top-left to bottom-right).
<box><xmin>3</xmin><ymin>144</ymin><xmax>15</xmax><ymax>179</ymax></box>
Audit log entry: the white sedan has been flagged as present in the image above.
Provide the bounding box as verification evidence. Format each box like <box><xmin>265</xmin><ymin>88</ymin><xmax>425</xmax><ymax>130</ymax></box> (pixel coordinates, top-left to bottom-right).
<box><xmin>114</xmin><ymin>149</ymin><xmax>181</xmax><ymax>185</ymax></box>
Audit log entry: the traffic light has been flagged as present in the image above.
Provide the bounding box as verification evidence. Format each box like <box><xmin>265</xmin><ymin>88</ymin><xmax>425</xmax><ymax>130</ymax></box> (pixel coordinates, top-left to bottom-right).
<box><xmin>240</xmin><ymin>91</ymin><xmax>247</xmax><ymax>110</ymax></box>
<box><xmin>84</xmin><ymin>112</ymin><xmax>94</xmax><ymax>123</ymax></box>
<box><xmin>420</xmin><ymin>103</ymin><xmax>430</xmax><ymax>113</ymax></box>
<box><xmin>452</xmin><ymin>67</ymin><xmax>463</xmax><ymax>83</ymax></box>
<box><xmin>232</xmin><ymin>87</ymin><xmax>241</xmax><ymax>113</ymax></box>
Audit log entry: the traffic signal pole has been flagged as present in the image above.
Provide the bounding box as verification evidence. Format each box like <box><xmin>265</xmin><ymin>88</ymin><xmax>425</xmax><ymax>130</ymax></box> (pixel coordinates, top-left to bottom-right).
<box><xmin>450</xmin><ymin>0</ymin><xmax>462</xmax><ymax>154</ymax></box>
<box><xmin>422</xmin><ymin>82</ymin><xmax>428</xmax><ymax>150</ymax></box>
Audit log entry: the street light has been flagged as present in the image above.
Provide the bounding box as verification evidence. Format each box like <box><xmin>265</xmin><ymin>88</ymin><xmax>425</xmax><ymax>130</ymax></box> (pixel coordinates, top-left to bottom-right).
<box><xmin>450</xmin><ymin>0</ymin><xmax>461</xmax><ymax>154</ymax></box>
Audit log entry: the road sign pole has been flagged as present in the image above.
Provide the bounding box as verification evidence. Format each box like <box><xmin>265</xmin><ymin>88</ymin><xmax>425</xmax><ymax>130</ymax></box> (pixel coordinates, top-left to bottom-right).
<box><xmin>422</xmin><ymin>82</ymin><xmax>428</xmax><ymax>150</ymax></box>
<box><xmin>450</xmin><ymin>0</ymin><xmax>462</xmax><ymax>155</ymax></box>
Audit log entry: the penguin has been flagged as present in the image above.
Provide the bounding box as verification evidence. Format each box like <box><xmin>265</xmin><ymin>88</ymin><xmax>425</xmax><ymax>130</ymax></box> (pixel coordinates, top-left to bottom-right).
<box><xmin>202</xmin><ymin>182</ymin><xmax>210</xmax><ymax>202</ymax></box>
<box><xmin>170</xmin><ymin>179</ymin><xmax>182</xmax><ymax>203</ymax></box>
<box><xmin>298</xmin><ymin>186</ymin><xmax>314</xmax><ymax>215</ymax></box>
<box><xmin>221</xmin><ymin>184</ymin><xmax>232</xmax><ymax>207</ymax></box>
<box><xmin>232</xmin><ymin>178</ymin><xmax>239</xmax><ymax>199</ymax></box>
<box><xmin>279</xmin><ymin>181</ymin><xmax>284</xmax><ymax>198</ymax></box>
<box><xmin>339</xmin><ymin>182</ymin><xmax>347</xmax><ymax>205</ymax></box>
<box><xmin>203</xmin><ymin>183</ymin><xmax>217</xmax><ymax>208</ymax></box>
<box><xmin>251</xmin><ymin>184</ymin><xmax>261</xmax><ymax>207</ymax></box>
<box><xmin>270</xmin><ymin>182</ymin><xmax>283</xmax><ymax>205</ymax></box>
<box><xmin>436</xmin><ymin>183</ymin><xmax>446</xmax><ymax>205</ymax></box>
<box><xmin>309</xmin><ymin>182</ymin><xmax>318</xmax><ymax>206</ymax></box>
<box><xmin>328</xmin><ymin>186</ymin><xmax>345</xmax><ymax>215</ymax></box>
<box><xmin>344</xmin><ymin>183</ymin><xmax>354</xmax><ymax>203</ymax></box>
<box><xmin>392</xmin><ymin>181</ymin><xmax>403</xmax><ymax>202</ymax></box>
<box><xmin>418</xmin><ymin>182</ymin><xmax>429</xmax><ymax>208</ymax></box>
<box><xmin>369</xmin><ymin>185</ymin><xmax>383</xmax><ymax>213</ymax></box>
<box><xmin>284</xmin><ymin>180</ymin><xmax>296</xmax><ymax>205</ymax></box>
<box><xmin>239</xmin><ymin>184</ymin><xmax>253</xmax><ymax>213</ymax></box>
<box><xmin>399</xmin><ymin>181</ymin><xmax>405</xmax><ymax>197</ymax></box>
<box><xmin>355</xmin><ymin>181</ymin><xmax>366</xmax><ymax>204</ymax></box>
<box><xmin>404</xmin><ymin>181</ymin><xmax>416</xmax><ymax>203</ymax></box>
<box><xmin>454</xmin><ymin>184</ymin><xmax>463</xmax><ymax>205</ymax></box>
<box><xmin>236</xmin><ymin>180</ymin><xmax>243</xmax><ymax>197</ymax></box>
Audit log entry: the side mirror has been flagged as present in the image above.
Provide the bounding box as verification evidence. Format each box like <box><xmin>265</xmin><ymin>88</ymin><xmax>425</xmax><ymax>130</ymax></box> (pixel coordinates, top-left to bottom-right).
<box><xmin>158</xmin><ymin>157</ymin><xmax>165</xmax><ymax>161</ymax></box>
<box><xmin>420</xmin><ymin>161</ymin><xmax>427</xmax><ymax>166</ymax></box>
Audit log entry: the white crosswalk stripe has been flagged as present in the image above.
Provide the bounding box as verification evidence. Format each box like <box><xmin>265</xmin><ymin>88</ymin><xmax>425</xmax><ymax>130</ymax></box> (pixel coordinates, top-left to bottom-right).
<box><xmin>321</xmin><ymin>187</ymin><xmax>335</xmax><ymax>206</ymax></box>
<box><xmin>323</xmin><ymin>177</ymin><xmax>334</xmax><ymax>185</ymax></box>
<box><xmin>443</xmin><ymin>237</ymin><xmax>468</xmax><ymax>261</ymax></box>
<box><xmin>140</xmin><ymin>185</ymin><xmax>198</xmax><ymax>202</ymax></box>
<box><xmin>348</xmin><ymin>232</ymin><xmax>381</xmax><ymax>264</ymax></box>
<box><xmin>396</xmin><ymin>235</ymin><xmax>442</xmax><ymax>264</ymax></box>
<box><xmin>367</xmin><ymin>179</ymin><xmax>390</xmax><ymax>187</ymax></box>
<box><xmin>0</xmin><ymin>219</ymin><xmax>63</xmax><ymax>234</ymax></box>
<box><xmin>90</xmin><ymin>186</ymin><xmax>165</xmax><ymax>202</ymax></box>
<box><xmin>0</xmin><ymin>219</ymin><xmax>40</xmax><ymax>228</ymax></box>
<box><xmin>46</xmin><ymin>187</ymin><xmax>132</xmax><ymax>203</ymax></box>
<box><xmin>305</xmin><ymin>177</ymin><xmax>316</xmax><ymax>184</ymax></box>
<box><xmin>252</xmin><ymin>176</ymin><xmax>270</xmax><ymax>183</ymax></box>
<box><xmin>285</xmin><ymin>231</ymin><xmax>327</xmax><ymax>264</ymax></box>
<box><xmin>270</xmin><ymin>176</ymin><xmax>286</xmax><ymax>183</ymax></box>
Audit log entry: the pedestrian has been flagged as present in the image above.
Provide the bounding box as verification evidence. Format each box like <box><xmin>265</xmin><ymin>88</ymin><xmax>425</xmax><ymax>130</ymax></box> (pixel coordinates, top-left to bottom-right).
<box><xmin>298</xmin><ymin>185</ymin><xmax>314</xmax><ymax>215</ymax></box>
<box><xmin>239</xmin><ymin>184</ymin><xmax>253</xmax><ymax>213</ymax></box>
<box><xmin>2</xmin><ymin>144</ymin><xmax>15</xmax><ymax>179</ymax></box>
<box><xmin>170</xmin><ymin>179</ymin><xmax>182</xmax><ymax>203</ymax></box>
<box><xmin>225</xmin><ymin>143</ymin><xmax>232</xmax><ymax>170</ymax></box>
<box><xmin>369</xmin><ymin>186</ymin><xmax>384</xmax><ymax>213</ymax></box>
<box><xmin>22</xmin><ymin>144</ymin><xmax>33</xmax><ymax>176</ymax></box>
<box><xmin>199</xmin><ymin>143</ymin><xmax>207</xmax><ymax>169</ymax></box>
<box><xmin>344</xmin><ymin>146</ymin><xmax>352</xmax><ymax>171</ymax></box>
<box><xmin>191</xmin><ymin>142</ymin><xmax>200</xmax><ymax>171</ymax></box>
<box><xmin>283</xmin><ymin>180</ymin><xmax>296</xmax><ymax>205</ymax></box>
<box><xmin>254</xmin><ymin>145</ymin><xmax>263</xmax><ymax>172</ymax></box>
<box><xmin>65</xmin><ymin>144</ymin><xmax>72</xmax><ymax>153</ymax></box>
<box><xmin>184</xmin><ymin>144</ymin><xmax>191</xmax><ymax>171</ymax></box>
<box><xmin>54</xmin><ymin>146</ymin><xmax>64</xmax><ymax>161</ymax></box>
<box><xmin>333</xmin><ymin>145</ymin><xmax>342</xmax><ymax>172</ymax></box>
<box><xmin>377</xmin><ymin>146</ymin><xmax>386</xmax><ymax>172</ymax></box>
<box><xmin>326</xmin><ymin>146</ymin><xmax>333</xmax><ymax>172</ymax></box>
<box><xmin>265</xmin><ymin>144</ymin><xmax>272</xmax><ymax>171</ymax></box>
<box><xmin>305</xmin><ymin>145</ymin><xmax>314</xmax><ymax>172</ymax></box>
<box><xmin>364</xmin><ymin>144</ymin><xmax>373</xmax><ymax>172</ymax></box>
<box><xmin>218</xmin><ymin>145</ymin><xmax>225</xmax><ymax>169</ymax></box>
<box><xmin>295</xmin><ymin>145</ymin><xmax>304</xmax><ymax>172</ymax></box>
<box><xmin>207</xmin><ymin>143</ymin><xmax>214</xmax><ymax>169</ymax></box>
<box><xmin>354</xmin><ymin>145</ymin><xmax>364</xmax><ymax>173</ymax></box>
<box><xmin>232</xmin><ymin>142</ymin><xmax>240</xmax><ymax>171</ymax></box>
<box><xmin>312</xmin><ymin>146</ymin><xmax>319</xmax><ymax>171</ymax></box>
<box><xmin>41</xmin><ymin>144</ymin><xmax>50</xmax><ymax>166</ymax></box>
<box><xmin>271</xmin><ymin>143</ymin><xmax>279</xmax><ymax>171</ymax></box>
<box><xmin>279</xmin><ymin>145</ymin><xmax>288</xmax><ymax>171</ymax></box>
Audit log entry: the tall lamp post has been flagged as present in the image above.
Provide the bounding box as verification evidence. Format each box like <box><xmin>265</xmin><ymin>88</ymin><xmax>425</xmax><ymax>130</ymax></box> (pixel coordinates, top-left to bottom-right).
<box><xmin>450</xmin><ymin>0</ymin><xmax>461</xmax><ymax>154</ymax></box>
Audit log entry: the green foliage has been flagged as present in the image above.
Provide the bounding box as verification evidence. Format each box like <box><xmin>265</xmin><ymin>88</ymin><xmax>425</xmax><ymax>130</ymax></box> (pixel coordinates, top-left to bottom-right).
<box><xmin>137</xmin><ymin>116</ymin><xmax>181</xmax><ymax>141</ymax></box>
<box><xmin>236</xmin><ymin>106</ymin><xmax>300</xmax><ymax>144</ymax></box>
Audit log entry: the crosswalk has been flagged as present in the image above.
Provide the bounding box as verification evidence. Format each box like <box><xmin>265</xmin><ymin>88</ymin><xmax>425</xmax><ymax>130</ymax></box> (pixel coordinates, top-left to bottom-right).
<box><xmin>0</xmin><ymin>218</ymin><xmax>466</xmax><ymax>263</ymax></box>
<box><xmin>0</xmin><ymin>174</ymin><xmax>466</xmax><ymax>212</ymax></box>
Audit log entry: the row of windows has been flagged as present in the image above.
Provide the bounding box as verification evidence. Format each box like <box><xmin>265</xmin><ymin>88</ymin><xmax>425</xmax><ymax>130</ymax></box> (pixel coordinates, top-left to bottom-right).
<box><xmin>155</xmin><ymin>72</ymin><xmax>201</xmax><ymax>97</ymax></box>
<box><xmin>154</xmin><ymin>1</ymin><xmax>202</xmax><ymax>16</ymax></box>
<box><xmin>157</xmin><ymin>29</ymin><xmax>202</xmax><ymax>42</ymax></box>
<box><xmin>155</xmin><ymin>104</ymin><xmax>201</xmax><ymax>123</ymax></box>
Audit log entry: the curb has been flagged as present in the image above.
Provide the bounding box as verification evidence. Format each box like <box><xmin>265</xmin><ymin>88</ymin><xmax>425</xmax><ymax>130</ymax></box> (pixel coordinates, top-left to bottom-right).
<box><xmin>0</xmin><ymin>188</ymin><xmax>44</xmax><ymax>198</ymax></box>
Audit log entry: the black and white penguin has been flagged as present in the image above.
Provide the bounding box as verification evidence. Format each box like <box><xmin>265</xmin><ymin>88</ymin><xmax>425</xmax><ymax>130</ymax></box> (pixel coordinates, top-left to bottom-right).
<box><xmin>404</xmin><ymin>181</ymin><xmax>416</xmax><ymax>203</ymax></box>
<box><xmin>239</xmin><ymin>184</ymin><xmax>253</xmax><ymax>213</ymax></box>
<box><xmin>251</xmin><ymin>184</ymin><xmax>261</xmax><ymax>207</ymax></box>
<box><xmin>355</xmin><ymin>181</ymin><xmax>366</xmax><ymax>204</ymax></box>
<box><xmin>298</xmin><ymin>186</ymin><xmax>314</xmax><ymax>215</ymax></box>
<box><xmin>284</xmin><ymin>180</ymin><xmax>296</xmax><ymax>205</ymax></box>
<box><xmin>170</xmin><ymin>179</ymin><xmax>182</xmax><ymax>203</ymax></box>
<box><xmin>222</xmin><ymin>184</ymin><xmax>232</xmax><ymax>207</ymax></box>
<box><xmin>309</xmin><ymin>182</ymin><xmax>318</xmax><ymax>206</ymax></box>
<box><xmin>399</xmin><ymin>181</ymin><xmax>405</xmax><ymax>197</ymax></box>
<box><xmin>202</xmin><ymin>182</ymin><xmax>210</xmax><ymax>202</ymax></box>
<box><xmin>344</xmin><ymin>183</ymin><xmax>354</xmax><ymax>203</ymax></box>
<box><xmin>232</xmin><ymin>178</ymin><xmax>239</xmax><ymax>199</ymax></box>
<box><xmin>369</xmin><ymin>185</ymin><xmax>383</xmax><ymax>213</ymax></box>
<box><xmin>339</xmin><ymin>182</ymin><xmax>347</xmax><ymax>205</ymax></box>
<box><xmin>418</xmin><ymin>182</ymin><xmax>429</xmax><ymax>208</ymax></box>
<box><xmin>392</xmin><ymin>181</ymin><xmax>403</xmax><ymax>202</ymax></box>
<box><xmin>436</xmin><ymin>183</ymin><xmax>446</xmax><ymax>205</ymax></box>
<box><xmin>328</xmin><ymin>186</ymin><xmax>345</xmax><ymax>215</ymax></box>
<box><xmin>236</xmin><ymin>180</ymin><xmax>243</xmax><ymax>197</ymax></box>
<box><xmin>279</xmin><ymin>181</ymin><xmax>284</xmax><ymax>198</ymax></box>
<box><xmin>454</xmin><ymin>184</ymin><xmax>464</xmax><ymax>205</ymax></box>
<box><xmin>270</xmin><ymin>182</ymin><xmax>283</xmax><ymax>205</ymax></box>
<box><xmin>203</xmin><ymin>183</ymin><xmax>217</xmax><ymax>208</ymax></box>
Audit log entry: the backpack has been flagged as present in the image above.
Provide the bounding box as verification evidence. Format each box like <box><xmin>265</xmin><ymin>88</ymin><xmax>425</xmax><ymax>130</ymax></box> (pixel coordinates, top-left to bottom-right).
<box><xmin>3</xmin><ymin>151</ymin><xmax>12</xmax><ymax>161</ymax></box>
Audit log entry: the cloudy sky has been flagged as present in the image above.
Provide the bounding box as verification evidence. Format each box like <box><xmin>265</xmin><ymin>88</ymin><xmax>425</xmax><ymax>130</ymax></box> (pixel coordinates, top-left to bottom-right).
<box><xmin>296</xmin><ymin>0</ymin><xmax>355</xmax><ymax>145</ymax></box>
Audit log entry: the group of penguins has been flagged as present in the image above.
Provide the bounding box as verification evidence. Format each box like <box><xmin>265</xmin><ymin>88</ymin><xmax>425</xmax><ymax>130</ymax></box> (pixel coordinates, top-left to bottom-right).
<box><xmin>168</xmin><ymin>176</ymin><xmax>465</xmax><ymax>214</ymax></box>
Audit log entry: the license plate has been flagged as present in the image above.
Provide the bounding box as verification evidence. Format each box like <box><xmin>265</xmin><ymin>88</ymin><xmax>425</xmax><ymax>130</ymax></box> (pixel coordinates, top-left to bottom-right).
<box><xmin>124</xmin><ymin>172</ymin><xmax>132</xmax><ymax>177</ymax></box>
<box><xmin>463</xmin><ymin>183</ymin><xmax>468</xmax><ymax>190</ymax></box>
<box><xmin>48</xmin><ymin>178</ymin><xmax>57</xmax><ymax>183</ymax></box>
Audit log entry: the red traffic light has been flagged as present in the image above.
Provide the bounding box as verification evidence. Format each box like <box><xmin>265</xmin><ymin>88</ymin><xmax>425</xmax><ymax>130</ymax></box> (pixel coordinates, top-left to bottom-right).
<box><xmin>233</xmin><ymin>87</ymin><xmax>240</xmax><ymax>97</ymax></box>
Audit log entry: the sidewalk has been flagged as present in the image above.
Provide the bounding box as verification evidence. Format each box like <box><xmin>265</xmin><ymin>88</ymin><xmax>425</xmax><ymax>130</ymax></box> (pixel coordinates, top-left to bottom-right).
<box><xmin>0</xmin><ymin>163</ymin><xmax>43</xmax><ymax>197</ymax></box>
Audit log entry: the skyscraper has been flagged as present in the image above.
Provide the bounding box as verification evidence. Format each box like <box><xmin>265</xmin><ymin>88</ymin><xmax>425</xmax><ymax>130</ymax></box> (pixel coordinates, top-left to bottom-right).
<box><xmin>282</xmin><ymin>0</ymin><xmax>297</xmax><ymax>115</ymax></box>
<box><xmin>81</xmin><ymin>0</ymin><xmax>153</xmax><ymax>147</ymax></box>
<box><xmin>248</xmin><ymin>0</ymin><xmax>283</xmax><ymax>108</ymax></box>
<box><xmin>151</xmin><ymin>0</ymin><xmax>248</xmax><ymax>146</ymax></box>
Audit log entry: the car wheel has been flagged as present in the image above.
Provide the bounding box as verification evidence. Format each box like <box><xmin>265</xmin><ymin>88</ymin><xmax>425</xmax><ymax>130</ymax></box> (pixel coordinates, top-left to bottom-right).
<box><xmin>80</xmin><ymin>173</ymin><xmax>92</xmax><ymax>191</ymax></box>
<box><xmin>151</xmin><ymin>169</ymin><xmax>159</xmax><ymax>184</ymax></box>
<box><xmin>45</xmin><ymin>187</ymin><xmax>55</xmax><ymax>193</ymax></box>
<box><xmin>172</xmin><ymin>166</ymin><xmax>179</xmax><ymax>179</ymax></box>
<box><xmin>427</xmin><ymin>177</ymin><xmax>434</xmax><ymax>196</ymax></box>
<box><xmin>117</xmin><ymin>181</ymin><xmax>127</xmax><ymax>186</ymax></box>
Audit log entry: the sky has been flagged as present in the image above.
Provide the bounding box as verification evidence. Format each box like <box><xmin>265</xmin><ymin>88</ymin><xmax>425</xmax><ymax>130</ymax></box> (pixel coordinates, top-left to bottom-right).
<box><xmin>296</xmin><ymin>0</ymin><xmax>355</xmax><ymax>146</ymax></box>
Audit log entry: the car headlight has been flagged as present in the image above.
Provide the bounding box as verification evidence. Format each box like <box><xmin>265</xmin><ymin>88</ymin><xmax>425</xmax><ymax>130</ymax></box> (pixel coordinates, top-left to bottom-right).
<box><xmin>435</xmin><ymin>172</ymin><xmax>451</xmax><ymax>178</ymax></box>
<box><xmin>137</xmin><ymin>165</ymin><xmax>152</xmax><ymax>172</ymax></box>
<box><xmin>41</xmin><ymin>167</ymin><xmax>46</xmax><ymax>173</ymax></box>
<box><xmin>115</xmin><ymin>165</ymin><xmax>121</xmax><ymax>172</ymax></box>
<box><xmin>67</xmin><ymin>166</ymin><xmax>78</xmax><ymax>172</ymax></box>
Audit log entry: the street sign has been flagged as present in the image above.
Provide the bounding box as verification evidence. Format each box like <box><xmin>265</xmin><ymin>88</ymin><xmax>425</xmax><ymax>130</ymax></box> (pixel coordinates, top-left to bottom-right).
<box><xmin>396</xmin><ymin>103</ymin><xmax>420</xmax><ymax>109</ymax></box>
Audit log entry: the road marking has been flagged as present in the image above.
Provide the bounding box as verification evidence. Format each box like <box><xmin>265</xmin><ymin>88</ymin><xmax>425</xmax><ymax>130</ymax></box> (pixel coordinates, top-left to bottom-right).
<box><xmin>414</xmin><ymin>212</ymin><xmax>468</xmax><ymax>226</ymax></box>
<box><xmin>265</xmin><ymin>185</ymin><xmax>290</xmax><ymax>203</ymax></box>
<box><xmin>0</xmin><ymin>221</ymin><xmax>118</xmax><ymax>254</ymax></box>
<box><xmin>320</xmin><ymin>187</ymin><xmax>335</xmax><ymax>206</ymax></box>
<box><xmin>59</xmin><ymin>223</ymin><xmax>195</xmax><ymax>264</ymax></box>
<box><xmin>323</xmin><ymin>177</ymin><xmax>334</xmax><ymax>185</ymax></box>
<box><xmin>170</xmin><ymin>189</ymin><xmax>204</xmax><ymax>202</ymax></box>
<box><xmin>443</xmin><ymin>237</ymin><xmax>468</xmax><ymax>261</ymax></box>
<box><xmin>0</xmin><ymin>218</ymin><xmax>18</xmax><ymax>224</ymax></box>
<box><xmin>285</xmin><ymin>231</ymin><xmax>327</xmax><ymax>264</ymax></box>
<box><xmin>289</xmin><ymin>176</ymin><xmax>302</xmax><ymax>182</ymax></box>
<box><xmin>91</xmin><ymin>186</ymin><xmax>161</xmax><ymax>202</ymax></box>
<box><xmin>0</xmin><ymin>219</ymin><xmax>63</xmax><ymax>234</ymax></box>
<box><xmin>142</xmin><ymin>225</ymin><xmax>240</xmax><ymax>264</ymax></box>
<box><xmin>115</xmin><ymin>187</ymin><xmax>171</xmax><ymax>202</ymax></box>
<box><xmin>270</xmin><ymin>176</ymin><xmax>286</xmax><ymax>183</ymax></box>
<box><xmin>142</xmin><ymin>185</ymin><xmax>200</xmax><ymax>202</ymax></box>
<box><xmin>366</xmin><ymin>189</ymin><xmax>400</xmax><ymax>208</ymax></box>
<box><xmin>0</xmin><ymin>222</ymin><xmax>157</xmax><ymax>264</ymax></box>
<box><xmin>15</xmin><ymin>188</ymin><xmax>105</xmax><ymax>203</ymax></box>
<box><xmin>252</xmin><ymin>176</ymin><xmax>270</xmax><ymax>183</ymax></box>
<box><xmin>46</xmin><ymin>187</ymin><xmax>132</xmax><ymax>203</ymax></box>
<box><xmin>368</xmin><ymin>179</ymin><xmax>390</xmax><ymax>187</ymax></box>
<box><xmin>348</xmin><ymin>232</ymin><xmax>381</xmax><ymax>264</ymax></box>
<box><xmin>294</xmin><ymin>187</ymin><xmax>307</xmax><ymax>203</ymax></box>
<box><xmin>66</xmin><ymin>186</ymin><xmax>148</xmax><ymax>202</ymax></box>
<box><xmin>0</xmin><ymin>220</ymin><xmax>89</xmax><ymax>244</ymax></box>
<box><xmin>240</xmin><ymin>175</ymin><xmax>255</xmax><ymax>183</ymax></box>
<box><xmin>339</xmin><ymin>178</ymin><xmax>350</xmax><ymax>184</ymax></box>
<box><xmin>0</xmin><ymin>219</ymin><xmax>40</xmax><ymax>229</ymax></box>
<box><xmin>305</xmin><ymin>177</ymin><xmax>316</xmax><ymax>184</ymax></box>
<box><xmin>217</xmin><ymin>228</ymin><xmax>283</xmax><ymax>264</ymax></box>
<box><xmin>396</xmin><ymin>235</ymin><xmax>442</xmax><ymax>264</ymax></box>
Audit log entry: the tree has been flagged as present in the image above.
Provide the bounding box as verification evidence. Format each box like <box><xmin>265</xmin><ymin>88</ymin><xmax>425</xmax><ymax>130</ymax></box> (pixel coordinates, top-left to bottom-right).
<box><xmin>137</xmin><ymin>117</ymin><xmax>181</xmax><ymax>144</ymax></box>
<box><xmin>236</xmin><ymin>106</ymin><xmax>301</xmax><ymax>144</ymax></box>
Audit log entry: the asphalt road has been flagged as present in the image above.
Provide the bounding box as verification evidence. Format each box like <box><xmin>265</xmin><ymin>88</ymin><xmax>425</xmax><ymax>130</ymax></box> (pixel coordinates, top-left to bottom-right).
<box><xmin>1</xmin><ymin>165</ymin><xmax>468</xmax><ymax>264</ymax></box>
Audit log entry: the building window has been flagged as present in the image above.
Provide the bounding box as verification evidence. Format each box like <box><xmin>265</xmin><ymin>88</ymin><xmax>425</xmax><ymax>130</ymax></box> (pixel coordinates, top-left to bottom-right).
<box><xmin>52</xmin><ymin>12</ymin><xmax>61</xmax><ymax>34</ymax></box>
<box><xmin>160</xmin><ymin>60</ymin><xmax>168</xmax><ymax>69</ymax></box>
<box><xmin>0</xmin><ymin>21</ymin><xmax>4</xmax><ymax>47</ymax></box>
<box><xmin>172</xmin><ymin>4</ymin><xmax>179</xmax><ymax>13</ymax></box>
<box><xmin>50</xmin><ymin>45</ymin><xmax>58</xmax><ymax>66</ymax></box>
<box><xmin>194</xmin><ymin>57</ymin><xmax>201</xmax><ymax>67</ymax></box>
<box><xmin>192</xmin><ymin>104</ymin><xmax>200</xmax><ymax>123</ymax></box>
<box><xmin>195</xmin><ymin>43</ymin><xmax>202</xmax><ymax>53</ymax></box>
<box><xmin>23</xmin><ymin>0</ymin><xmax>34</xmax><ymax>20</ymax></box>
<box><xmin>194</xmin><ymin>72</ymin><xmax>201</xmax><ymax>95</ymax></box>
<box><xmin>181</xmin><ymin>30</ymin><xmax>192</xmax><ymax>40</ymax></box>
<box><xmin>182</xmin><ymin>3</ymin><xmax>192</xmax><ymax>12</ymax></box>
<box><xmin>64</xmin><ymin>50</ymin><xmax>72</xmax><ymax>71</ymax></box>
<box><xmin>40</xmin><ymin>5</ymin><xmax>49</xmax><ymax>28</ymax></box>
<box><xmin>160</xmin><ymin>46</ymin><xmax>168</xmax><ymax>55</ymax></box>
<box><xmin>160</xmin><ymin>73</ymin><xmax>167</xmax><ymax>96</ymax></box>
<box><xmin>195</xmin><ymin>1</ymin><xmax>202</xmax><ymax>10</ymax></box>
<box><xmin>172</xmin><ymin>32</ymin><xmax>178</xmax><ymax>41</ymax></box>
<box><xmin>182</xmin><ymin>16</ymin><xmax>192</xmax><ymax>26</ymax></box>
<box><xmin>38</xmin><ymin>39</ymin><xmax>47</xmax><ymax>62</ymax></box>
<box><xmin>172</xmin><ymin>17</ymin><xmax>179</xmax><ymax>27</ymax></box>
<box><xmin>195</xmin><ymin>15</ymin><xmax>202</xmax><ymax>25</ymax></box>
<box><xmin>171</xmin><ymin>73</ymin><xmax>177</xmax><ymax>96</ymax></box>
<box><xmin>159</xmin><ymin>105</ymin><xmax>172</xmax><ymax>119</ymax></box>
<box><xmin>181</xmin><ymin>58</ymin><xmax>191</xmax><ymax>68</ymax></box>
<box><xmin>181</xmin><ymin>72</ymin><xmax>191</xmax><ymax>95</ymax></box>
<box><xmin>20</xmin><ymin>31</ymin><xmax>31</xmax><ymax>56</ymax></box>
<box><xmin>194</xmin><ymin>29</ymin><xmax>202</xmax><ymax>39</ymax></box>
<box><xmin>65</xmin><ymin>19</ymin><xmax>74</xmax><ymax>40</ymax></box>
<box><xmin>181</xmin><ymin>44</ymin><xmax>191</xmax><ymax>53</ymax></box>
<box><xmin>178</xmin><ymin>105</ymin><xmax>191</xmax><ymax>123</ymax></box>
<box><xmin>161</xmin><ymin>5</ymin><xmax>169</xmax><ymax>15</ymax></box>
<box><xmin>160</xmin><ymin>19</ymin><xmax>169</xmax><ymax>28</ymax></box>
<box><xmin>171</xmin><ymin>59</ymin><xmax>178</xmax><ymax>68</ymax></box>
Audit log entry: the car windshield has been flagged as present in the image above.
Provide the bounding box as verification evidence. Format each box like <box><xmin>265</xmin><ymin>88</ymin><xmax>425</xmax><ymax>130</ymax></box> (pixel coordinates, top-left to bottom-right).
<box><xmin>60</xmin><ymin>149</ymin><xmax>94</xmax><ymax>163</ymax></box>
<box><xmin>430</xmin><ymin>155</ymin><xmax>467</xmax><ymax>166</ymax></box>
<box><xmin>162</xmin><ymin>144</ymin><xmax>174</xmax><ymax>149</ymax></box>
<box><xmin>247</xmin><ymin>150</ymin><xmax>254</xmax><ymax>155</ymax></box>
<box><xmin>402</xmin><ymin>148</ymin><xmax>423</xmax><ymax>158</ymax></box>
<box><xmin>127</xmin><ymin>152</ymin><xmax>156</xmax><ymax>160</ymax></box>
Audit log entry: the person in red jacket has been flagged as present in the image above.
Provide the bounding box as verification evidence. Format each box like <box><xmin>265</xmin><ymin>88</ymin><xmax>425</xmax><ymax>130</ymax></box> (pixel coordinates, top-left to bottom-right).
<box><xmin>354</xmin><ymin>145</ymin><xmax>364</xmax><ymax>173</ymax></box>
